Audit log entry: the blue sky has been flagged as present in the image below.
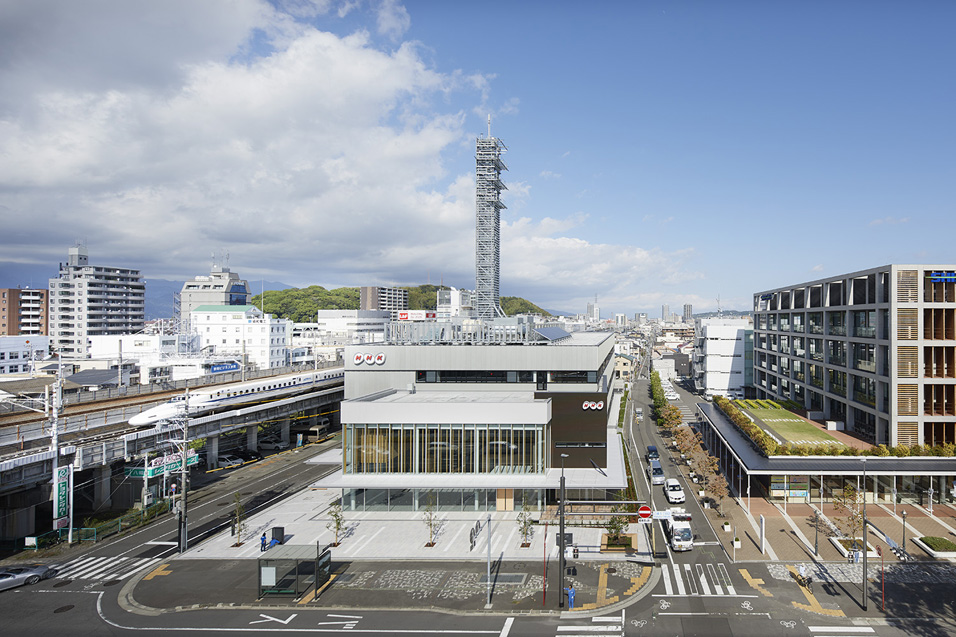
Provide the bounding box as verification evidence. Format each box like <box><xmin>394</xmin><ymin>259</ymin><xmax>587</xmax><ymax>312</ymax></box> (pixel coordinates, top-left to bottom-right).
<box><xmin>1</xmin><ymin>1</ymin><xmax>953</xmax><ymax>317</ymax></box>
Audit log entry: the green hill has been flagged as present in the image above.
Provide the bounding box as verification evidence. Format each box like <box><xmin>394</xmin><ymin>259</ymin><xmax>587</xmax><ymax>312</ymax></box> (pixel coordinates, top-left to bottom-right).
<box><xmin>251</xmin><ymin>285</ymin><xmax>550</xmax><ymax>322</ymax></box>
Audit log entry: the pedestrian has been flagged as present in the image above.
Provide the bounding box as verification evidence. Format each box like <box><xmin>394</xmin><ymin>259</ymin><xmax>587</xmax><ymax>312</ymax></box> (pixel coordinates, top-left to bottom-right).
<box><xmin>260</xmin><ymin>533</ymin><xmax>267</xmax><ymax>552</ymax></box>
<box><xmin>798</xmin><ymin>564</ymin><xmax>807</xmax><ymax>581</ymax></box>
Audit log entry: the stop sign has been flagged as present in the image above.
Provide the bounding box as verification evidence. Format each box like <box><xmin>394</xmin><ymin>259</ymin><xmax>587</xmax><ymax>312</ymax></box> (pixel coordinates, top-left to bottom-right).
<box><xmin>638</xmin><ymin>505</ymin><xmax>652</xmax><ymax>519</ymax></box>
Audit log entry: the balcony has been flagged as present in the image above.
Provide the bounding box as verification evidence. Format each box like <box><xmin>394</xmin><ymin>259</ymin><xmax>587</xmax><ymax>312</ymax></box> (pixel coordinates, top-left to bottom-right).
<box><xmin>828</xmin><ymin>326</ymin><xmax>847</xmax><ymax>336</ymax></box>
<box><xmin>854</xmin><ymin>326</ymin><xmax>876</xmax><ymax>338</ymax></box>
<box><xmin>853</xmin><ymin>360</ymin><xmax>877</xmax><ymax>373</ymax></box>
<box><xmin>809</xmin><ymin>325</ymin><xmax>824</xmax><ymax>335</ymax></box>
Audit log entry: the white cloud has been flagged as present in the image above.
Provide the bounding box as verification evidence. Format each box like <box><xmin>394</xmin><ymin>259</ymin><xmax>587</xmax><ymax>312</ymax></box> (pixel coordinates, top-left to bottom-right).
<box><xmin>375</xmin><ymin>0</ymin><xmax>411</xmax><ymax>40</ymax></box>
<box><xmin>539</xmin><ymin>170</ymin><xmax>561</xmax><ymax>180</ymax></box>
<box><xmin>811</xmin><ymin>264</ymin><xmax>824</xmax><ymax>272</ymax></box>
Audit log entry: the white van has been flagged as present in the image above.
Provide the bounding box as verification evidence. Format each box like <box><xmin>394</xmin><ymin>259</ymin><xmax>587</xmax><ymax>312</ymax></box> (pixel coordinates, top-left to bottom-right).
<box><xmin>649</xmin><ymin>459</ymin><xmax>665</xmax><ymax>485</ymax></box>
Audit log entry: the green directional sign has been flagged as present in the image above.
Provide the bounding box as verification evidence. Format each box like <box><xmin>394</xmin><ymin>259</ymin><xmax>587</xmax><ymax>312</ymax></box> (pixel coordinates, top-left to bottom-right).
<box><xmin>125</xmin><ymin>451</ymin><xmax>198</xmax><ymax>478</ymax></box>
<box><xmin>54</xmin><ymin>466</ymin><xmax>69</xmax><ymax>519</ymax></box>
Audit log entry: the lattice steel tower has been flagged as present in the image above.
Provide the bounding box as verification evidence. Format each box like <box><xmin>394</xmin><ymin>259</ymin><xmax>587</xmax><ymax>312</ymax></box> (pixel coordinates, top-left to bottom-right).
<box><xmin>475</xmin><ymin>117</ymin><xmax>508</xmax><ymax>319</ymax></box>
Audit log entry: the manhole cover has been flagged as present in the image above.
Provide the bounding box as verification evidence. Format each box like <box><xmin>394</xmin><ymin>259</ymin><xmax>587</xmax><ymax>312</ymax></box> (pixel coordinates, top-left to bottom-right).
<box><xmin>606</xmin><ymin>567</ymin><xmax>616</xmax><ymax>574</ymax></box>
<box><xmin>53</xmin><ymin>605</ymin><xmax>74</xmax><ymax>614</ymax></box>
<box><xmin>53</xmin><ymin>580</ymin><xmax>71</xmax><ymax>588</ymax></box>
<box><xmin>103</xmin><ymin>580</ymin><xmax>121</xmax><ymax>587</ymax></box>
<box><xmin>512</xmin><ymin>562</ymin><xmax>525</xmax><ymax>570</ymax></box>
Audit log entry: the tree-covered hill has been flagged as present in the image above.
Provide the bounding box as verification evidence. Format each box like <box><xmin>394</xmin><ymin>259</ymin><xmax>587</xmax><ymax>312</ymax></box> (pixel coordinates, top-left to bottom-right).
<box><xmin>251</xmin><ymin>285</ymin><xmax>551</xmax><ymax>322</ymax></box>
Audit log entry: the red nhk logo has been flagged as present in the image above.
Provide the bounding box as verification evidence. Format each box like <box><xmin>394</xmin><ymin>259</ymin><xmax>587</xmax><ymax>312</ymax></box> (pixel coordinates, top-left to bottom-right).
<box><xmin>353</xmin><ymin>352</ymin><xmax>386</xmax><ymax>365</ymax></box>
<box><xmin>582</xmin><ymin>400</ymin><xmax>605</xmax><ymax>410</ymax></box>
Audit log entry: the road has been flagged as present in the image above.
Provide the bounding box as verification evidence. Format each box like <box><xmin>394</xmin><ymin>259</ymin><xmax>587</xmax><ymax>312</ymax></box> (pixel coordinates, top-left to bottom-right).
<box><xmin>1</xmin><ymin>377</ymin><xmax>954</xmax><ymax>635</ymax></box>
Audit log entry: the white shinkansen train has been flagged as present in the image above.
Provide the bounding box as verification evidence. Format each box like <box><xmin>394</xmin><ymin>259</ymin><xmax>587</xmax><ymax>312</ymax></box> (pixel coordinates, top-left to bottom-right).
<box><xmin>128</xmin><ymin>367</ymin><xmax>344</xmax><ymax>427</ymax></box>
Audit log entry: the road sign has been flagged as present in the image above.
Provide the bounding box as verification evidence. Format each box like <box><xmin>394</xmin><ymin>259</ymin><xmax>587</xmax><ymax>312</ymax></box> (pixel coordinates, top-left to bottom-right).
<box><xmin>638</xmin><ymin>505</ymin><xmax>652</xmax><ymax>519</ymax></box>
<box><xmin>638</xmin><ymin>517</ymin><xmax>653</xmax><ymax>524</ymax></box>
<box><xmin>652</xmin><ymin>510</ymin><xmax>672</xmax><ymax>520</ymax></box>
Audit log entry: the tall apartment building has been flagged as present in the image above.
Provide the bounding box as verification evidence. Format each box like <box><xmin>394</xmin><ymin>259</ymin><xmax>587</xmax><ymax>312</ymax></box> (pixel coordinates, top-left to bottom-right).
<box><xmin>753</xmin><ymin>265</ymin><xmax>956</xmax><ymax>447</ymax></box>
<box><xmin>683</xmin><ymin>304</ymin><xmax>693</xmax><ymax>322</ymax></box>
<box><xmin>662</xmin><ymin>304</ymin><xmax>669</xmax><ymax>321</ymax></box>
<box><xmin>48</xmin><ymin>246</ymin><xmax>145</xmax><ymax>356</ymax></box>
<box><xmin>178</xmin><ymin>265</ymin><xmax>250</xmax><ymax>319</ymax></box>
<box><xmin>360</xmin><ymin>286</ymin><xmax>408</xmax><ymax>320</ymax></box>
<box><xmin>692</xmin><ymin>318</ymin><xmax>752</xmax><ymax>398</ymax></box>
<box><xmin>0</xmin><ymin>288</ymin><xmax>48</xmax><ymax>336</ymax></box>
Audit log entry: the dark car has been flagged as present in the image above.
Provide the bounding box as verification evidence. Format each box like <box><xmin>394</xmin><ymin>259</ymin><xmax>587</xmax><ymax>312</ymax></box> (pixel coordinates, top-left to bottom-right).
<box><xmin>645</xmin><ymin>445</ymin><xmax>659</xmax><ymax>462</ymax></box>
<box><xmin>234</xmin><ymin>449</ymin><xmax>263</xmax><ymax>462</ymax></box>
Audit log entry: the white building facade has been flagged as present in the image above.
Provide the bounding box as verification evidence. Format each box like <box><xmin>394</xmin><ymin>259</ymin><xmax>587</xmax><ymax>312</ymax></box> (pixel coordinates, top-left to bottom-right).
<box><xmin>191</xmin><ymin>305</ymin><xmax>291</xmax><ymax>370</ymax></box>
<box><xmin>0</xmin><ymin>336</ymin><xmax>49</xmax><ymax>375</ymax></box>
<box><xmin>692</xmin><ymin>318</ymin><xmax>753</xmax><ymax>399</ymax></box>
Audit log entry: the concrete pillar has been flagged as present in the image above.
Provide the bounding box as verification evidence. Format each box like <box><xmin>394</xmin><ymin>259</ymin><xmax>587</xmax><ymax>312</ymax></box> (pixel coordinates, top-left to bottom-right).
<box><xmin>279</xmin><ymin>417</ymin><xmax>291</xmax><ymax>445</ymax></box>
<box><xmin>93</xmin><ymin>465</ymin><xmax>112</xmax><ymax>511</ymax></box>
<box><xmin>245</xmin><ymin>426</ymin><xmax>257</xmax><ymax>452</ymax></box>
<box><xmin>208</xmin><ymin>435</ymin><xmax>220</xmax><ymax>469</ymax></box>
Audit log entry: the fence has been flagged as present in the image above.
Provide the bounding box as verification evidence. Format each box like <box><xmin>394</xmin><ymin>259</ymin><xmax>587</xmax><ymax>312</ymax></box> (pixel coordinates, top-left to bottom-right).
<box><xmin>15</xmin><ymin>499</ymin><xmax>173</xmax><ymax>553</ymax></box>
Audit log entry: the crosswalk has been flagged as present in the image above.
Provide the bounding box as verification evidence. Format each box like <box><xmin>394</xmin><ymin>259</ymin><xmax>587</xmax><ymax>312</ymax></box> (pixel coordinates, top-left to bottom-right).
<box><xmin>808</xmin><ymin>625</ymin><xmax>877</xmax><ymax>637</ymax></box>
<box><xmin>659</xmin><ymin>562</ymin><xmax>737</xmax><ymax>596</ymax></box>
<box><xmin>555</xmin><ymin>613</ymin><xmax>622</xmax><ymax>637</ymax></box>
<box><xmin>53</xmin><ymin>555</ymin><xmax>163</xmax><ymax>582</ymax></box>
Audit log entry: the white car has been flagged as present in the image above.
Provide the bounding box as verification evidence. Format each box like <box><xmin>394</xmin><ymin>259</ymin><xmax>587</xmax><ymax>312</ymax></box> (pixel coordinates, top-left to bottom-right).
<box><xmin>258</xmin><ymin>437</ymin><xmax>290</xmax><ymax>451</ymax></box>
<box><xmin>217</xmin><ymin>454</ymin><xmax>243</xmax><ymax>469</ymax></box>
<box><xmin>664</xmin><ymin>478</ymin><xmax>685</xmax><ymax>504</ymax></box>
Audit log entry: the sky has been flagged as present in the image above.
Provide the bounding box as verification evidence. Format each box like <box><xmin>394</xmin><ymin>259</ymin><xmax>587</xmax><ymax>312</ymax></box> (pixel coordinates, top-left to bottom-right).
<box><xmin>1</xmin><ymin>1</ymin><xmax>954</xmax><ymax>318</ymax></box>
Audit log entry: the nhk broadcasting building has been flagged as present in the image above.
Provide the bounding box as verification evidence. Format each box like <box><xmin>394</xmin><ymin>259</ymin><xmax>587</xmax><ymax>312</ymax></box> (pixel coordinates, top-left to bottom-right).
<box><xmin>312</xmin><ymin>319</ymin><xmax>627</xmax><ymax>512</ymax></box>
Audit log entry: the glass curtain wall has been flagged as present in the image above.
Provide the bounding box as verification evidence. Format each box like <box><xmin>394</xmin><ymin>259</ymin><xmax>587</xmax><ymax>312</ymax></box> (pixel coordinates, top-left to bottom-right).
<box><xmin>345</xmin><ymin>423</ymin><xmax>545</xmax><ymax>474</ymax></box>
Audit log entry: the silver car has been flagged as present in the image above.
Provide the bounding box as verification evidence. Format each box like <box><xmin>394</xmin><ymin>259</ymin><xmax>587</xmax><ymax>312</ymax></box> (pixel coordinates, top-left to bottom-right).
<box><xmin>0</xmin><ymin>565</ymin><xmax>58</xmax><ymax>592</ymax></box>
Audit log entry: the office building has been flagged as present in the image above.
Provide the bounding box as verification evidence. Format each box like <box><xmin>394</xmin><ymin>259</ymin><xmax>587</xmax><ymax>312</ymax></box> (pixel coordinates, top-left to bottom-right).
<box><xmin>0</xmin><ymin>288</ymin><xmax>48</xmax><ymax>336</ymax></box>
<box><xmin>475</xmin><ymin>123</ymin><xmax>507</xmax><ymax>319</ymax></box>
<box><xmin>754</xmin><ymin>264</ymin><xmax>956</xmax><ymax>447</ymax></box>
<box><xmin>191</xmin><ymin>305</ymin><xmax>290</xmax><ymax>370</ymax></box>
<box><xmin>0</xmin><ymin>336</ymin><xmax>49</xmax><ymax>375</ymax></box>
<box><xmin>48</xmin><ymin>246</ymin><xmax>145</xmax><ymax>357</ymax></box>
<box><xmin>178</xmin><ymin>264</ymin><xmax>251</xmax><ymax>319</ymax></box>
<box><xmin>360</xmin><ymin>286</ymin><xmax>408</xmax><ymax>320</ymax></box>
<box><xmin>313</xmin><ymin>320</ymin><xmax>624</xmax><ymax>512</ymax></box>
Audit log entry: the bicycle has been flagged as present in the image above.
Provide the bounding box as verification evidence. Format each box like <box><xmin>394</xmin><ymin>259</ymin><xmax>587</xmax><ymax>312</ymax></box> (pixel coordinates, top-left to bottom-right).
<box><xmin>795</xmin><ymin>571</ymin><xmax>813</xmax><ymax>594</ymax></box>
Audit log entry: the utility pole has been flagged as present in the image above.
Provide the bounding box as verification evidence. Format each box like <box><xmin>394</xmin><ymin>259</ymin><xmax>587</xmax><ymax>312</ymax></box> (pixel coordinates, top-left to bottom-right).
<box><xmin>861</xmin><ymin>457</ymin><xmax>868</xmax><ymax>611</ymax></box>
<box><xmin>559</xmin><ymin>453</ymin><xmax>569</xmax><ymax>608</ymax></box>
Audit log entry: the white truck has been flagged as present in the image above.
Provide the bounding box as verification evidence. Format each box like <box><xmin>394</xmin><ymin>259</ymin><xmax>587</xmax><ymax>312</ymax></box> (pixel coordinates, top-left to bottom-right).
<box><xmin>663</xmin><ymin>508</ymin><xmax>694</xmax><ymax>551</ymax></box>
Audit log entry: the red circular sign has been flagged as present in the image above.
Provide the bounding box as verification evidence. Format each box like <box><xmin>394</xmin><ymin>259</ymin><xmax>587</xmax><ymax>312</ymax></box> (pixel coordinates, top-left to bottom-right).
<box><xmin>638</xmin><ymin>505</ymin><xmax>652</xmax><ymax>519</ymax></box>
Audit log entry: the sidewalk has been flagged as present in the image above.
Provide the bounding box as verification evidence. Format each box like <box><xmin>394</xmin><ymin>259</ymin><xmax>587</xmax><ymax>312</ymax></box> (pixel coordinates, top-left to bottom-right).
<box><xmin>124</xmin><ymin>449</ymin><xmax>657</xmax><ymax>615</ymax></box>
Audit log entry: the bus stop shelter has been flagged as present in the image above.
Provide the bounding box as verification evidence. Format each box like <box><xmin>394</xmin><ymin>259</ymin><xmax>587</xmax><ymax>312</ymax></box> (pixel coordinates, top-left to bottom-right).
<box><xmin>258</xmin><ymin>543</ymin><xmax>331</xmax><ymax>598</ymax></box>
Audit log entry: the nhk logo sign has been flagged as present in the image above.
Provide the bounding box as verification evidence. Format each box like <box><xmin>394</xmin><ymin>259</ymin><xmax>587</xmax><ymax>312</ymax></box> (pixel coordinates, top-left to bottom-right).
<box><xmin>582</xmin><ymin>400</ymin><xmax>605</xmax><ymax>410</ymax></box>
<box><xmin>353</xmin><ymin>352</ymin><xmax>386</xmax><ymax>365</ymax></box>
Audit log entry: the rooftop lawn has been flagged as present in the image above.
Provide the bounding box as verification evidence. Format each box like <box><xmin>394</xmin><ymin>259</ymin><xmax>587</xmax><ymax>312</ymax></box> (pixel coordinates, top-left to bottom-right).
<box><xmin>735</xmin><ymin>399</ymin><xmax>842</xmax><ymax>445</ymax></box>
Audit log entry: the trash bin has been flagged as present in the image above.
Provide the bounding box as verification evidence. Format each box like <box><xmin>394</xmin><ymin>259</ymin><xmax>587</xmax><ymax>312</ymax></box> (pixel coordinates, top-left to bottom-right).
<box><xmin>271</xmin><ymin>526</ymin><xmax>285</xmax><ymax>545</ymax></box>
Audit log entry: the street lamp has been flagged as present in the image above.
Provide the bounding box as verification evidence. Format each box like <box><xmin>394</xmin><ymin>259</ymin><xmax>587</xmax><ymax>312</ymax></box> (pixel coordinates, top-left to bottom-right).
<box><xmin>901</xmin><ymin>509</ymin><xmax>907</xmax><ymax>553</ymax></box>
<box><xmin>814</xmin><ymin>508</ymin><xmax>819</xmax><ymax>557</ymax></box>
<box><xmin>861</xmin><ymin>457</ymin><xmax>867</xmax><ymax>611</ymax></box>
<box><xmin>558</xmin><ymin>453</ymin><xmax>569</xmax><ymax>609</ymax></box>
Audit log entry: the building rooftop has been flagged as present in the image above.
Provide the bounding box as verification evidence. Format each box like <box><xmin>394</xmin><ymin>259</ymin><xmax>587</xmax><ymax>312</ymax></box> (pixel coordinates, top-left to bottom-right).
<box><xmin>191</xmin><ymin>305</ymin><xmax>259</xmax><ymax>313</ymax></box>
<box><xmin>353</xmin><ymin>389</ymin><xmax>542</xmax><ymax>405</ymax></box>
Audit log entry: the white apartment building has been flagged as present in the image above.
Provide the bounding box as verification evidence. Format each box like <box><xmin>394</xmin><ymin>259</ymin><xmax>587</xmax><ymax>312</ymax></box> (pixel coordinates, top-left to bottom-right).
<box><xmin>48</xmin><ymin>246</ymin><xmax>145</xmax><ymax>357</ymax></box>
<box><xmin>692</xmin><ymin>318</ymin><xmax>753</xmax><ymax>398</ymax></box>
<box><xmin>191</xmin><ymin>305</ymin><xmax>290</xmax><ymax>370</ymax></box>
